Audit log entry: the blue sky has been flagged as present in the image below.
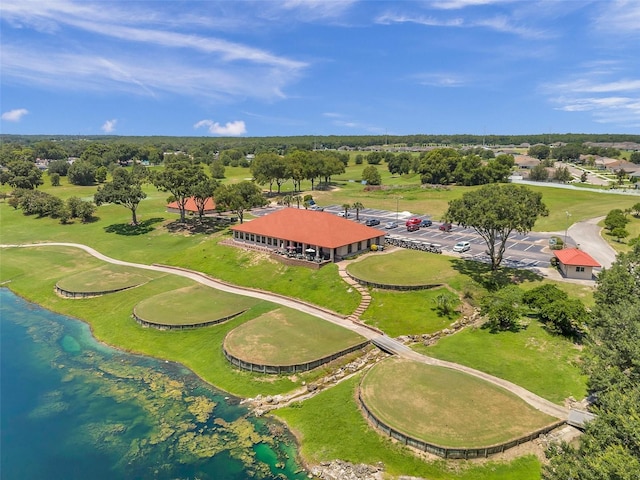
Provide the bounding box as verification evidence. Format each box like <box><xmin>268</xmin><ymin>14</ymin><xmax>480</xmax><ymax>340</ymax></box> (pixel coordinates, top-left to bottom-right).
<box><xmin>1</xmin><ymin>0</ymin><xmax>639</xmax><ymax>137</ymax></box>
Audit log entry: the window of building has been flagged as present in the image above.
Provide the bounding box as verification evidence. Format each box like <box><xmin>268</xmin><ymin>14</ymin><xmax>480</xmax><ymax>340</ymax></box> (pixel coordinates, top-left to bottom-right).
<box><xmin>347</xmin><ymin>244</ymin><xmax>352</xmax><ymax>253</ymax></box>
<box><xmin>576</xmin><ymin>266</ymin><xmax>585</xmax><ymax>272</ymax></box>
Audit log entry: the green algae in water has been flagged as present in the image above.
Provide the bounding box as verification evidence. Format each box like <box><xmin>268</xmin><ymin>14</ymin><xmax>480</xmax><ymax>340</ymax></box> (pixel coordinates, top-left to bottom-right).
<box><xmin>0</xmin><ymin>289</ymin><xmax>308</xmax><ymax>480</ymax></box>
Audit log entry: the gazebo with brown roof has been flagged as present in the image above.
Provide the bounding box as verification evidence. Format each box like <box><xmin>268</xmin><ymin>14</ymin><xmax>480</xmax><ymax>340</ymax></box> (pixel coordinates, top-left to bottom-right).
<box><xmin>230</xmin><ymin>208</ymin><xmax>386</xmax><ymax>262</ymax></box>
<box><xmin>554</xmin><ymin>248</ymin><xmax>601</xmax><ymax>280</ymax></box>
<box><xmin>166</xmin><ymin>197</ymin><xmax>216</xmax><ymax>215</ymax></box>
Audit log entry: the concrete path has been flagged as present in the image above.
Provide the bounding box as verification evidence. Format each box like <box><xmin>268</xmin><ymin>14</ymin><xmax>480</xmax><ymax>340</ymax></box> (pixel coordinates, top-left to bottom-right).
<box><xmin>1</xmin><ymin>242</ymin><xmax>569</xmax><ymax>420</ymax></box>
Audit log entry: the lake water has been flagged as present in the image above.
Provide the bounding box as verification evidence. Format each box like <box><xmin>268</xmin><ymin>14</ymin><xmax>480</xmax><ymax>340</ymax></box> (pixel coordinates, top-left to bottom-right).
<box><xmin>0</xmin><ymin>289</ymin><xmax>308</xmax><ymax>480</ymax></box>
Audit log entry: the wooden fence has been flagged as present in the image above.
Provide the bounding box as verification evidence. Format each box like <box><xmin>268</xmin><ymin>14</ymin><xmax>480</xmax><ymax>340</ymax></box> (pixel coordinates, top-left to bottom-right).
<box><xmin>55</xmin><ymin>284</ymin><xmax>137</xmax><ymax>298</ymax></box>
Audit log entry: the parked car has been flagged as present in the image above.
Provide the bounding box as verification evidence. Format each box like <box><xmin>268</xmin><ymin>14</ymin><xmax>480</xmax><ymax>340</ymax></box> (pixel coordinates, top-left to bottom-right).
<box><xmin>453</xmin><ymin>241</ymin><xmax>471</xmax><ymax>253</ymax></box>
<box><xmin>365</xmin><ymin>218</ymin><xmax>380</xmax><ymax>226</ymax></box>
<box><xmin>385</xmin><ymin>221</ymin><xmax>398</xmax><ymax>229</ymax></box>
<box><xmin>405</xmin><ymin>217</ymin><xmax>421</xmax><ymax>227</ymax></box>
<box><xmin>309</xmin><ymin>204</ymin><xmax>324</xmax><ymax>211</ymax></box>
<box><xmin>420</xmin><ymin>219</ymin><xmax>433</xmax><ymax>227</ymax></box>
<box><xmin>338</xmin><ymin>211</ymin><xmax>350</xmax><ymax>217</ymax></box>
<box><xmin>439</xmin><ymin>222</ymin><xmax>452</xmax><ymax>232</ymax></box>
<box><xmin>406</xmin><ymin>224</ymin><xmax>420</xmax><ymax>232</ymax></box>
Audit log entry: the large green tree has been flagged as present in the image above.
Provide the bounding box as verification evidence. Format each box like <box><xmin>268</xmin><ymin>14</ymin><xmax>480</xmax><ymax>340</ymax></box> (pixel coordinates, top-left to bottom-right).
<box><xmin>214</xmin><ymin>181</ymin><xmax>266</xmax><ymax>224</ymax></box>
<box><xmin>445</xmin><ymin>184</ymin><xmax>548</xmax><ymax>270</ymax></box>
<box><xmin>544</xmin><ymin>245</ymin><xmax>640</xmax><ymax>480</ymax></box>
<box><xmin>152</xmin><ymin>155</ymin><xmax>207</xmax><ymax>222</ymax></box>
<box><xmin>0</xmin><ymin>160</ymin><xmax>43</xmax><ymax>189</ymax></box>
<box><xmin>94</xmin><ymin>167</ymin><xmax>147</xmax><ymax>225</ymax></box>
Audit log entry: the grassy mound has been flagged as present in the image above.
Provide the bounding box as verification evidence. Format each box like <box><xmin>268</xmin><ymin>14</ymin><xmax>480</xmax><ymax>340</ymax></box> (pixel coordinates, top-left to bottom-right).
<box><xmin>224</xmin><ymin>309</ymin><xmax>366</xmax><ymax>366</ymax></box>
<box><xmin>360</xmin><ymin>358</ymin><xmax>555</xmax><ymax>448</ymax></box>
<box><xmin>133</xmin><ymin>285</ymin><xmax>259</xmax><ymax>326</ymax></box>
<box><xmin>346</xmin><ymin>250</ymin><xmax>457</xmax><ymax>287</ymax></box>
<box><xmin>56</xmin><ymin>264</ymin><xmax>156</xmax><ymax>294</ymax></box>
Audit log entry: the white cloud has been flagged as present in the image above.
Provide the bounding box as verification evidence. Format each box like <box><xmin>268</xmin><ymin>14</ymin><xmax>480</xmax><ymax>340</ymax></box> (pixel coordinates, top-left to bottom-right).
<box><xmin>1</xmin><ymin>108</ymin><xmax>29</xmax><ymax>122</ymax></box>
<box><xmin>593</xmin><ymin>0</ymin><xmax>640</xmax><ymax>35</ymax></box>
<box><xmin>542</xmin><ymin>63</ymin><xmax>640</xmax><ymax>127</ymax></box>
<box><xmin>412</xmin><ymin>73</ymin><xmax>467</xmax><ymax>87</ymax></box>
<box><xmin>102</xmin><ymin>119</ymin><xmax>117</xmax><ymax>133</ymax></box>
<box><xmin>0</xmin><ymin>0</ymin><xmax>307</xmax><ymax>102</ymax></box>
<box><xmin>194</xmin><ymin>119</ymin><xmax>247</xmax><ymax>136</ymax></box>
<box><xmin>431</xmin><ymin>0</ymin><xmax>510</xmax><ymax>10</ymax></box>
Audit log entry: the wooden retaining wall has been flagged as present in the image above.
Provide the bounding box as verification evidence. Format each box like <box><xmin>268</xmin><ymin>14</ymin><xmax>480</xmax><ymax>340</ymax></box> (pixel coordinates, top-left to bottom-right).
<box><xmin>132</xmin><ymin>309</ymin><xmax>247</xmax><ymax>331</ymax></box>
<box><xmin>346</xmin><ymin>272</ymin><xmax>442</xmax><ymax>291</ymax></box>
<box><xmin>55</xmin><ymin>284</ymin><xmax>139</xmax><ymax>298</ymax></box>
<box><xmin>358</xmin><ymin>389</ymin><xmax>565</xmax><ymax>459</ymax></box>
<box><xmin>223</xmin><ymin>340</ymin><xmax>370</xmax><ymax>374</ymax></box>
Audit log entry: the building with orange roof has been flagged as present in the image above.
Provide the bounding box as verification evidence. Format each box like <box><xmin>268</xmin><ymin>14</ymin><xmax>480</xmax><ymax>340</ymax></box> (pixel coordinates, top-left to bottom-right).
<box><xmin>166</xmin><ymin>197</ymin><xmax>216</xmax><ymax>216</ymax></box>
<box><xmin>554</xmin><ymin>248</ymin><xmax>601</xmax><ymax>280</ymax></box>
<box><xmin>230</xmin><ymin>208</ymin><xmax>386</xmax><ymax>262</ymax></box>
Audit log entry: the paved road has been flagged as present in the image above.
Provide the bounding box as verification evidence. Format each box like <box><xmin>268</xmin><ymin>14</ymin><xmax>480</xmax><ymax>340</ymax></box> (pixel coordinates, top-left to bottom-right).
<box><xmin>1</xmin><ymin>242</ymin><xmax>569</xmax><ymax>420</ymax></box>
<box><xmin>567</xmin><ymin>216</ymin><xmax>617</xmax><ymax>269</ymax></box>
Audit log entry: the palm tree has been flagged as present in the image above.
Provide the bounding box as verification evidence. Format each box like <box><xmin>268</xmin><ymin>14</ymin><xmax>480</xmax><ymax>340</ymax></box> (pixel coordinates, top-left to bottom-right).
<box><xmin>293</xmin><ymin>195</ymin><xmax>302</xmax><ymax>208</ymax></box>
<box><xmin>352</xmin><ymin>201</ymin><xmax>364</xmax><ymax>221</ymax></box>
<box><xmin>341</xmin><ymin>203</ymin><xmax>351</xmax><ymax>218</ymax></box>
<box><xmin>282</xmin><ymin>194</ymin><xmax>292</xmax><ymax>207</ymax></box>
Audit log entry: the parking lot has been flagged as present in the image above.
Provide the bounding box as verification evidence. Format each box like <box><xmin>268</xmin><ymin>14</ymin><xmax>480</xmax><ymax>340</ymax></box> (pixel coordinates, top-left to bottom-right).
<box><xmin>253</xmin><ymin>204</ymin><xmax>557</xmax><ymax>269</ymax></box>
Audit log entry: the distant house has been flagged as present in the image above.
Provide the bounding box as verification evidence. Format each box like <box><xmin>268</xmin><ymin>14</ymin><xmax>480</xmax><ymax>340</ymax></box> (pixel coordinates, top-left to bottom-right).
<box><xmin>513</xmin><ymin>155</ymin><xmax>541</xmax><ymax>169</ymax></box>
<box><xmin>230</xmin><ymin>207</ymin><xmax>386</xmax><ymax>262</ymax></box>
<box><xmin>554</xmin><ymin>248</ymin><xmax>600</xmax><ymax>280</ymax></box>
<box><xmin>166</xmin><ymin>197</ymin><xmax>216</xmax><ymax>215</ymax></box>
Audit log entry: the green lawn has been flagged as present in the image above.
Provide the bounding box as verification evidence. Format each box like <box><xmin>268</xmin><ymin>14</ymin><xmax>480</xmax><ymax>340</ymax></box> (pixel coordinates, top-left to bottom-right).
<box><xmin>224</xmin><ymin>308</ymin><xmax>365</xmax><ymax>365</ymax></box>
<box><xmin>275</xmin><ymin>375</ymin><xmax>543</xmax><ymax>480</ymax></box>
<box><xmin>56</xmin><ymin>264</ymin><xmax>158</xmax><ymax>293</ymax></box>
<box><xmin>360</xmin><ymin>358</ymin><xmax>555</xmax><ymax>448</ymax></box>
<box><xmin>134</xmin><ymin>284</ymin><xmax>259</xmax><ymax>325</ymax></box>
<box><xmin>600</xmin><ymin>214</ymin><xmax>640</xmax><ymax>254</ymax></box>
<box><xmin>347</xmin><ymin>249</ymin><xmax>460</xmax><ymax>286</ymax></box>
<box><xmin>362</xmin><ymin>287</ymin><xmax>460</xmax><ymax>336</ymax></box>
<box><xmin>415</xmin><ymin>321</ymin><xmax>587</xmax><ymax>404</ymax></box>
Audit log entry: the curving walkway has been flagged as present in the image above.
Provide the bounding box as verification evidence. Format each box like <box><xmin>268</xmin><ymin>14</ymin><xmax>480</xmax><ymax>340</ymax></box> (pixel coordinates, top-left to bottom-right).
<box><xmin>1</xmin><ymin>242</ymin><xmax>568</xmax><ymax>420</ymax></box>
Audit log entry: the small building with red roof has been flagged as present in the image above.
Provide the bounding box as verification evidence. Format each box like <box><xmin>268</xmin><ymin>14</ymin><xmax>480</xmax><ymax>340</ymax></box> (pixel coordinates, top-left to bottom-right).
<box><xmin>553</xmin><ymin>248</ymin><xmax>601</xmax><ymax>280</ymax></box>
<box><xmin>167</xmin><ymin>197</ymin><xmax>216</xmax><ymax>216</ymax></box>
<box><xmin>230</xmin><ymin>208</ymin><xmax>386</xmax><ymax>262</ymax></box>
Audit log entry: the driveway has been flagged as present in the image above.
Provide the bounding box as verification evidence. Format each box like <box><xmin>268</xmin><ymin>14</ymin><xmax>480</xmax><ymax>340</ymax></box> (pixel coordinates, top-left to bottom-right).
<box><xmin>568</xmin><ymin>216</ymin><xmax>617</xmax><ymax>269</ymax></box>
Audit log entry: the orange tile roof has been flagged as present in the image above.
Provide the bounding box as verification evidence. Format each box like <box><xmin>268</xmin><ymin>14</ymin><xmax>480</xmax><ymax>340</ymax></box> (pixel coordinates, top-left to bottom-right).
<box><xmin>554</xmin><ymin>248</ymin><xmax>600</xmax><ymax>267</ymax></box>
<box><xmin>231</xmin><ymin>208</ymin><xmax>385</xmax><ymax>249</ymax></box>
<box><xmin>167</xmin><ymin>197</ymin><xmax>215</xmax><ymax>212</ymax></box>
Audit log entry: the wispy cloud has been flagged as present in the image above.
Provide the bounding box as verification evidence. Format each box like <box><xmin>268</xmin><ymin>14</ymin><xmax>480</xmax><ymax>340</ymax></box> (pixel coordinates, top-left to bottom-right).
<box><xmin>431</xmin><ymin>0</ymin><xmax>510</xmax><ymax>10</ymax></box>
<box><xmin>412</xmin><ymin>73</ymin><xmax>467</xmax><ymax>87</ymax></box>
<box><xmin>101</xmin><ymin>119</ymin><xmax>117</xmax><ymax>133</ymax></box>
<box><xmin>542</xmin><ymin>64</ymin><xmax>640</xmax><ymax>127</ymax></box>
<box><xmin>593</xmin><ymin>0</ymin><xmax>640</xmax><ymax>35</ymax></box>
<box><xmin>1</xmin><ymin>108</ymin><xmax>29</xmax><ymax>122</ymax></box>
<box><xmin>194</xmin><ymin>119</ymin><xmax>247</xmax><ymax>136</ymax></box>
<box><xmin>375</xmin><ymin>10</ymin><xmax>546</xmax><ymax>39</ymax></box>
<box><xmin>0</xmin><ymin>0</ymin><xmax>307</xmax><ymax>102</ymax></box>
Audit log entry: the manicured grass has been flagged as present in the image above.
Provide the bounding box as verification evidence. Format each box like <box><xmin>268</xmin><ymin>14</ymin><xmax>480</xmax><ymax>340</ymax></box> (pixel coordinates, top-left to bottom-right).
<box><xmin>56</xmin><ymin>264</ymin><xmax>157</xmax><ymax>293</ymax></box>
<box><xmin>347</xmin><ymin>249</ymin><xmax>459</xmax><ymax>286</ymax></box>
<box><xmin>134</xmin><ymin>284</ymin><xmax>259</xmax><ymax>326</ymax></box>
<box><xmin>275</xmin><ymin>375</ymin><xmax>543</xmax><ymax>480</ymax></box>
<box><xmin>0</xmin><ymin>246</ymin><xmax>316</xmax><ymax>397</ymax></box>
<box><xmin>362</xmin><ymin>287</ymin><xmax>460</xmax><ymax>336</ymax></box>
<box><xmin>361</xmin><ymin>358</ymin><xmax>555</xmax><ymax>448</ymax></box>
<box><xmin>415</xmin><ymin>321</ymin><xmax>587</xmax><ymax>404</ymax></box>
<box><xmin>224</xmin><ymin>309</ymin><xmax>365</xmax><ymax>365</ymax></box>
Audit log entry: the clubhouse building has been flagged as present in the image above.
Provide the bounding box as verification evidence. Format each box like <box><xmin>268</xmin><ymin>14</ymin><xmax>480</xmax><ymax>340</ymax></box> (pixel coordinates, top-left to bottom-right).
<box><xmin>230</xmin><ymin>208</ymin><xmax>386</xmax><ymax>262</ymax></box>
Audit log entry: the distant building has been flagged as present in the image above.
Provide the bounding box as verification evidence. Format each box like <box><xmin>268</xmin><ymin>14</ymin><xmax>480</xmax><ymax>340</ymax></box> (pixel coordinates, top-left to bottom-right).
<box><xmin>166</xmin><ymin>197</ymin><xmax>216</xmax><ymax>215</ymax></box>
<box><xmin>554</xmin><ymin>248</ymin><xmax>601</xmax><ymax>280</ymax></box>
<box><xmin>230</xmin><ymin>208</ymin><xmax>386</xmax><ymax>262</ymax></box>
